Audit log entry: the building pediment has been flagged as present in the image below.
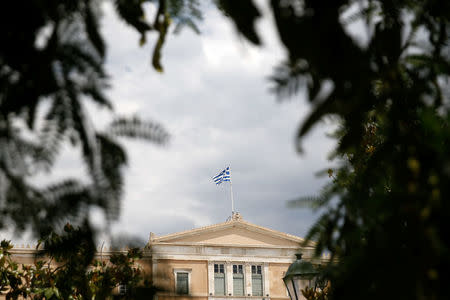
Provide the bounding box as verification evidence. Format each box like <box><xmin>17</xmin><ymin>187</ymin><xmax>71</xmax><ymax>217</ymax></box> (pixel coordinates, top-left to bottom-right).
<box><xmin>149</xmin><ymin>213</ymin><xmax>312</xmax><ymax>248</ymax></box>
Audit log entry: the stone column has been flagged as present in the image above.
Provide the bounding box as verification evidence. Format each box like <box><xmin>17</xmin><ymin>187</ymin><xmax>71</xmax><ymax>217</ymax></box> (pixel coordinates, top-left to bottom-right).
<box><xmin>245</xmin><ymin>263</ymin><xmax>252</xmax><ymax>296</ymax></box>
<box><xmin>226</xmin><ymin>261</ymin><xmax>233</xmax><ymax>296</ymax></box>
<box><xmin>263</xmin><ymin>262</ymin><xmax>270</xmax><ymax>297</ymax></box>
<box><xmin>152</xmin><ymin>258</ymin><xmax>158</xmax><ymax>300</ymax></box>
<box><xmin>208</xmin><ymin>261</ymin><xmax>215</xmax><ymax>296</ymax></box>
<box><xmin>152</xmin><ymin>258</ymin><xmax>158</xmax><ymax>284</ymax></box>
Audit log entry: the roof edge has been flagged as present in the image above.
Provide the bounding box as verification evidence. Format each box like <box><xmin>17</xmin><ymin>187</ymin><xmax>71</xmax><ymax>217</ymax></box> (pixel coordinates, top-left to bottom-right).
<box><xmin>148</xmin><ymin>215</ymin><xmax>316</xmax><ymax>247</ymax></box>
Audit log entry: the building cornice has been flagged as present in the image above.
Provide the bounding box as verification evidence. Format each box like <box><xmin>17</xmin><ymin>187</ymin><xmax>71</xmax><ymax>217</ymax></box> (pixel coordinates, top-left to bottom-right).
<box><xmin>150</xmin><ymin>241</ymin><xmax>310</xmax><ymax>250</ymax></box>
<box><xmin>149</xmin><ymin>217</ymin><xmax>315</xmax><ymax>247</ymax></box>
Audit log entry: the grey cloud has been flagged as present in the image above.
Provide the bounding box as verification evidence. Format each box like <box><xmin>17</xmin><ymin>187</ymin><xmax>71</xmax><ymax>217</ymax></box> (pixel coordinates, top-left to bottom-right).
<box><xmin>23</xmin><ymin>2</ymin><xmax>338</xmax><ymax>242</ymax></box>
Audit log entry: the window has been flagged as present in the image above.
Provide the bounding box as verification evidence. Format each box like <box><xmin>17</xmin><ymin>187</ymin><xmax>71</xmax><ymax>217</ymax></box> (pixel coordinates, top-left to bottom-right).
<box><xmin>214</xmin><ymin>263</ymin><xmax>225</xmax><ymax>295</ymax></box>
<box><xmin>118</xmin><ymin>284</ymin><xmax>127</xmax><ymax>295</ymax></box>
<box><xmin>174</xmin><ymin>271</ymin><xmax>190</xmax><ymax>295</ymax></box>
<box><xmin>233</xmin><ymin>264</ymin><xmax>244</xmax><ymax>296</ymax></box>
<box><xmin>251</xmin><ymin>265</ymin><xmax>263</xmax><ymax>296</ymax></box>
<box><xmin>233</xmin><ymin>264</ymin><xmax>243</xmax><ymax>274</ymax></box>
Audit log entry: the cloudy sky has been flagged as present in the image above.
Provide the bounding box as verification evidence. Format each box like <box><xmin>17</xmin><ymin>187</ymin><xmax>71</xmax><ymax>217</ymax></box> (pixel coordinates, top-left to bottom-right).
<box><xmin>100</xmin><ymin>1</ymin><xmax>337</xmax><ymax>243</ymax></box>
<box><xmin>7</xmin><ymin>1</ymin><xmax>338</xmax><ymax>245</ymax></box>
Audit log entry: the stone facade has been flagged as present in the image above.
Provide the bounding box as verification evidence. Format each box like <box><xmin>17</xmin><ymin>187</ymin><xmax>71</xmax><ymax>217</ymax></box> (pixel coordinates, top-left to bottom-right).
<box><xmin>3</xmin><ymin>213</ymin><xmax>326</xmax><ymax>300</ymax></box>
<box><xmin>147</xmin><ymin>213</ymin><xmax>320</xmax><ymax>300</ymax></box>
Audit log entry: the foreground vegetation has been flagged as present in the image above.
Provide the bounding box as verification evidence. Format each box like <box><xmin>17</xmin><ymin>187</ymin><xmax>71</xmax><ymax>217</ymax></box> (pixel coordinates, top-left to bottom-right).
<box><xmin>1</xmin><ymin>0</ymin><xmax>449</xmax><ymax>299</ymax></box>
<box><xmin>0</xmin><ymin>224</ymin><xmax>149</xmax><ymax>299</ymax></box>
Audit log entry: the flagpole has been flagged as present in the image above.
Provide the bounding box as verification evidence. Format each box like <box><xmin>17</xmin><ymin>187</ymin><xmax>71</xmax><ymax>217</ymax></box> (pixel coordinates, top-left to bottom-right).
<box><xmin>229</xmin><ymin>166</ymin><xmax>234</xmax><ymax>215</ymax></box>
<box><xmin>230</xmin><ymin>177</ymin><xmax>234</xmax><ymax>214</ymax></box>
<box><xmin>213</xmin><ymin>166</ymin><xmax>235</xmax><ymax>218</ymax></box>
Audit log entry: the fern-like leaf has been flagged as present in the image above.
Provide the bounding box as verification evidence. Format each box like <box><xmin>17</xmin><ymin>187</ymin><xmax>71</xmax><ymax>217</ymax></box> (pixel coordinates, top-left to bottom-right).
<box><xmin>107</xmin><ymin>116</ymin><xmax>169</xmax><ymax>144</ymax></box>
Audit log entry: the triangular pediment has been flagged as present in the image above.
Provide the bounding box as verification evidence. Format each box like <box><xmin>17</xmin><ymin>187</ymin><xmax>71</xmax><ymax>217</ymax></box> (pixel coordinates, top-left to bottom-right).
<box><xmin>150</xmin><ymin>216</ymin><xmax>307</xmax><ymax>248</ymax></box>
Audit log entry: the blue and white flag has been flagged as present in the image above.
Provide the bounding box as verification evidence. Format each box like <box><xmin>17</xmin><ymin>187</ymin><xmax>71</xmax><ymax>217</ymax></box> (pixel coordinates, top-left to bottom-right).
<box><xmin>213</xmin><ymin>167</ymin><xmax>231</xmax><ymax>185</ymax></box>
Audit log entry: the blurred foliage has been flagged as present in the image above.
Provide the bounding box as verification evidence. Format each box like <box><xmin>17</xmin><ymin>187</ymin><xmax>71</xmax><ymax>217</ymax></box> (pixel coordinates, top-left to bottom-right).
<box><xmin>0</xmin><ymin>1</ymin><xmax>198</xmax><ymax>296</ymax></box>
<box><xmin>300</xmin><ymin>264</ymin><xmax>330</xmax><ymax>300</ymax></box>
<box><xmin>2</xmin><ymin>0</ymin><xmax>450</xmax><ymax>299</ymax></box>
<box><xmin>301</xmin><ymin>286</ymin><xmax>329</xmax><ymax>300</ymax></box>
<box><xmin>0</xmin><ymin>0</ymin><xmax>206</xmax><ymax>237</ymax></box>
<box><xmin>218</xmin><ymin>0</ymin><xmax>450</xmax><ymax>299</ymax></box>
<box><xmin>0</xmin><ymin>224</ymin><xmax>150</xmax><ymax>299</ymax></box>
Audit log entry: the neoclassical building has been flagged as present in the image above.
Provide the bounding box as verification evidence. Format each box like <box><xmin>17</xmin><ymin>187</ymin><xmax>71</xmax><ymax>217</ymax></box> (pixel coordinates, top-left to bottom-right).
<box><xmin>4</xmin><ymin>213</ymin><xmax>326</xmax><ymax>300</ymax></box>
<box><xmin>146</xmin><ymin>213</ymin><xmax>321</xmax><ymax>300</ymax></box>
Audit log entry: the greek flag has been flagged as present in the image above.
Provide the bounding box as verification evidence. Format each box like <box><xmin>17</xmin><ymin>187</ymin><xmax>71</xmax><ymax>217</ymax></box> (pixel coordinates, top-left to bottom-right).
<box><xmin>213</xmin><ymin>167</ymin><xmax>231</xmax><ymax>185</ymax></box>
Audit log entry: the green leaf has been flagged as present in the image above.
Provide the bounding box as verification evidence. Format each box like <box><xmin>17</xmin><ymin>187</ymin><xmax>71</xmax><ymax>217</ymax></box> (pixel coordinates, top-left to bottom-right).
<box><xmin>44</xmin><ymin>287</ymin><xmax>54</xmax><ymax>299</ymax></box>
<box><xmin>107</xmin><ymin>116</ymin><xmax>169</xmax><ymax>144</ymax></box>
<box><xmin>217</xmin><ymin>0</ymin><xmax>261</xmax><ymax>45</ymax></box>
